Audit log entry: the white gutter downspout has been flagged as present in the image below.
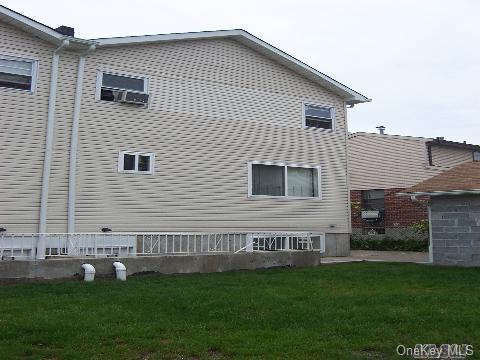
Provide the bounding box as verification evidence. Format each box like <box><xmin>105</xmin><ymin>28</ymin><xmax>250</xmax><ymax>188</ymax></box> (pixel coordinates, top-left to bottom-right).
<box><xmin>37</xmin><ymin>39</ymin><xmax>69</xmax><ymax>259</ymax></box>
<box><xmin>67</xmin><ymin>44</ymin><xmax>96</xmax><ymax>233</ymax></box>
<box><xmin>427</xmin><ymin>204</ymin><xmax>433</xmax><ymax>263</ymax></box>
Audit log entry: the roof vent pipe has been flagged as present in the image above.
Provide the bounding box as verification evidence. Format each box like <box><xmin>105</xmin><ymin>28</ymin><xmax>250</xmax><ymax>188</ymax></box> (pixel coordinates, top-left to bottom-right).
<box><xmin>113</xmin><ymin>262</ymin><xmax>127</xmax><ymax>281</ymax></box>
<box><xmin>376</xmin><ymin>125</ymin><xmax>386</xmax><ymax>135</ymax></box>
<box><xmin>81</xmin><ymin>263</ymin><xmax>96</xmax><ymax>282</ymax></box>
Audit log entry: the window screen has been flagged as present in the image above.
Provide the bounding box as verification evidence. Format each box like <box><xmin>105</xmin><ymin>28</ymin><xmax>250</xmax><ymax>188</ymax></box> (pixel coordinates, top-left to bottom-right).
<box><xmin>102</xmin><ymin>73</ymin><xmax>145</xmax><ymax>92</ymax></box>
<box><xmin>123</xmin><ymin>154</ymin><xmax>135</xmax><ymax>171</ymax></box>
<box><xmin>138</xmin><ymin>155</ymin><xmax>150</xmax><ymax>172</ymax></box>
<box><xmin>0</xmin><ymin>58</ymin><xmax>34</xmax><ymax>90</ymax></box>
<box><xmin>304</xmin><ymin>104</ymin><xmax>333</xmax><ymax>129</ymax></box>
<box><xmin>287</xmin><ymin>167</ymin><xmax>318</xmax><ymax>197</ymax></box>
<box><xmin>362</xmin><ymin>190</ymin><xmax>385</xmax><ymax>210</ymax></box>
<box><xmin>252</xmin><ymin>164</ymin><xmax>285</xmax><ymax>196</ymax></box>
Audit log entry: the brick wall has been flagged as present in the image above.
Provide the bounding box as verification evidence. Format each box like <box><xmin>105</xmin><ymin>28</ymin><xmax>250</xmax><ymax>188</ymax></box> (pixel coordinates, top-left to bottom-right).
<box><xmin>431</xmin><ymin>195</ymin><xmax>480</xmax><ymax>266</ymax></box>
<box><xmin>384</xmin><ymin>188</ymin><xmax>428</xmax><ymax>228</ymax></box>
<box><xmin>351</xmin><ymin>188</ymin><xmax>428</xmax><ymax>235</ymax></box>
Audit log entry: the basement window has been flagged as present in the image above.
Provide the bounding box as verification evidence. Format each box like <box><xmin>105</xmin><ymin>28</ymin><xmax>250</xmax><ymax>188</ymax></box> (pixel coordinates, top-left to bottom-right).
<box><xmin>97</xmin><ymin>71</ymin><xmax>149</xmax><ymax>104</ymax></box>
<box><xmin>0</xmin><ymin>55</ymin><xmax>37</xmax><ymax>92</ymax></box>
<box><xmin>118</xmin><ymin>151</ymin><xmax>155</xmax><ymax>174</ymax></box>
<box><xmin>249</xmin><ymin>162</ymin><xmax>321</xmax><ymax>198</ymax></box>
<box><xmin>303</xmin><ymin>104</ymin><xmax>335</xmax><ymax>130</ymax></box>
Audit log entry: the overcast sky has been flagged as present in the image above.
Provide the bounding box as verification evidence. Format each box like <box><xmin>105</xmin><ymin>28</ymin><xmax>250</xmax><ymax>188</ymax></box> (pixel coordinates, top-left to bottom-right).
<box><xmin>3</xmin><ymin>0</ymin><xmax>479</xmax><ymax>143</ymax></box>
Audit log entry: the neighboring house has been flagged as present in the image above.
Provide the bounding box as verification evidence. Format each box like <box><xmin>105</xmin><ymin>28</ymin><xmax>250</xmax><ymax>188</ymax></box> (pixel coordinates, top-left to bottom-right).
<box><xmin>399</xmin><ymin>162</ymin><xmax>480</xmax><ymax>266</ymax></box>
<box><xmin>348</xmin><ymin>131</ymin><xmax>480</xmax><ymax>237</ymax></box>
<box><xmin>0</xmin><ymin>5</ymin><xmax>370</xmax><ymax>258</ymax></box>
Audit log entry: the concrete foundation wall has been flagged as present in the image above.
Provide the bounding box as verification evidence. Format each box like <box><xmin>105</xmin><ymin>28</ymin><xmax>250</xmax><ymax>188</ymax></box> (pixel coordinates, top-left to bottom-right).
<box><xmin>430</xmin><ymin>195</ymin><xmax>480</xmax><ymax>266</ymax></box>
<box><xmin>0</xmin><ymin>252</ymin><xmax>322</xmax><ymax>280</ymax></box>
<box><xmin>324</xmin><ymin>233</ymin><xmax>350</xmax><ymax>256</ymax></box>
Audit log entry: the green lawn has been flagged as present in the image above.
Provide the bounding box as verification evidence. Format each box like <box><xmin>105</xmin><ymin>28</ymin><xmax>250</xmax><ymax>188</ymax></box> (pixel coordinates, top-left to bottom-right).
<box><xmin>1</xmin><ymin>263</ymin><xmax>479</xmax><ymax>359</ymax></box>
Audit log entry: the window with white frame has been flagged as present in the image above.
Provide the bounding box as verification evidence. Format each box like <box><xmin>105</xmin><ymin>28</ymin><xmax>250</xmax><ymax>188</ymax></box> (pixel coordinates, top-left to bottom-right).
<box><xmin>303</xmin><ymin>104</ymin><xmax>334</xmax><ymax>130</ymax></box>
<box><xmin>118</xmin><ymin>151</ymin><xmax>155</xmax><ymax>174</ymax></box>
<box><xmin>249</xmin><ymin>162</ymin><xmax>320</xmax><ymax>198</ymax></box>
<box><xmin>0</xmin><ymin>55</ymin><xmax>37</xmax><ymax>91</ymax></box>
<box><xmin>98</xmin><ymin>71</ymin><xmax>148</xmax><ymax>102</ymax></box>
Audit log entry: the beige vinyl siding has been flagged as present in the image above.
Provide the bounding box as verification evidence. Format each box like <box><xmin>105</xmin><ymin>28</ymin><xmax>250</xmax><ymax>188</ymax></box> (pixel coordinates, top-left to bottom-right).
<box><xmin>348</xmin><ymin>133</ymin><xmax>441</xmax><ymax>190</ymax></box>
<box><xmin>0</xmin><ymin>21</ymin><xmax>54</xmax><ymax>232</ymax></box>
<box><xmin>348</xmin><ymin>133</ymin><xmax>476</xmax><ymax>191</ymax></box>
<box><xmin>73</xmin><ymin>39</ymin><xmax>349</xmax><ymax>233</ymax></box>
<box><xmin>430</xmin><ymin>145</ymin><xmax>473</xmax><ymax>168</ymax></box>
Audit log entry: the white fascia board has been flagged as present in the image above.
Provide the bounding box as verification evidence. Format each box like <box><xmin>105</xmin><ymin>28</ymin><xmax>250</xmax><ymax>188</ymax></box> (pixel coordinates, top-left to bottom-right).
<box><xmin>0</xmin><ymin>5</ymin><xmax>64</xmax><ymax>44</ymax></box>
<box><xmin>236</xmin><ymin>31</ymin><xmax>370</xmax><ymax>104</ymax></box>
<box><xmin>0</xmin><ymin>5</ymin><xmax>96</xmax><ymax>48</ymax></box>
<box><xmin>94</xmin><ymin>29</ymin><xmax>241</xmax><ymax>46</ymax></box>
<box><xmin>348</xmin><ymin>132</ymin><xmax>432</xmax><ymax>141</ymax></box>
<box><xmin>93</xmin><ymin>29</ymin><xmax>370</xmax><ymax>104</ymax></box>
<box><xmin>397</xmin><ymin>189</ymin><xmax>480</xmax><ymax>197</ymax></box>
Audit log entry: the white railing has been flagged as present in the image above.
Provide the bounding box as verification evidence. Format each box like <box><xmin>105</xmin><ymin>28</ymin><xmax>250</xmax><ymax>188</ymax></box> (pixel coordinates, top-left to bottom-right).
<box><xmin>0</xmin><ymin>232</ymin><xmax>325</xmax><ymax>259</ymax></box>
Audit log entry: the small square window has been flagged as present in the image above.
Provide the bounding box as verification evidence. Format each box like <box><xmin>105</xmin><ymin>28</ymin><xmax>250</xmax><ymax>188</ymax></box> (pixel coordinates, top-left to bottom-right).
<box><xmin>118</xmin><ymin>151</ymin><xmax>154</xmax><ymax>174</ymax></box>
<box><xmin>303</xmin><ymin>104</ymin><xmax>334</xmax><ymax>130</ymax></box>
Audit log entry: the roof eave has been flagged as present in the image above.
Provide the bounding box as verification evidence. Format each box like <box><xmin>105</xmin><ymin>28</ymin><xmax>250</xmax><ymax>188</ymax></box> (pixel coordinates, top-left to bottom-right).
<box><xmin>398</xmin><ymin>189</ymin><xmax>480</xmax><ymax>197</ymax></box>
<box><xmin>0</xmin><ymin>5</ymin><xmax>96</xmax><ymax>49</ymax></box>
<box><xmin>93</xmin><ymin>29</ymin><xmax>371</xmax><ymax>104</ymax></box>
<box><xmin>0</xmin><ymin>5</ymin><xmax>63</xmax><ymax>45</ymax></box>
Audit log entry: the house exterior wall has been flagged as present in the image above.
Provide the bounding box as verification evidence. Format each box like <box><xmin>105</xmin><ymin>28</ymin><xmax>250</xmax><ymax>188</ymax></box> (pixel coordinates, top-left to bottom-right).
<box><xmin>73</xmin><ymin>39</ymin><xmax>350</xmax><ymax>237</ymax></box>
<box><xmin>0</xmin><ymin>21</ymin><xmax>55</xmax><ymax>232</ymax></box>
<box><xmin>349</xmin><ymin>133</ymin><xmax>475</xmax><ymax>237</ymax></box>
<box><xmin>429</xmin><ymin>145</ymin><xmax>474</xmax><ymax>168</ymax></box>
<box><xmin>430</xmin><ymin>195</ymin><xmax>480</xmax><ymax>266</ymax></box>
<box><xmin>0</xmin><ymin>22</ymin><xmax>353</xmax><ymax>255</ymax></box>
<box><xmin>348</xmin><ymin>133</ymin><xmax>440</xmax><ymax>190</ymax></box>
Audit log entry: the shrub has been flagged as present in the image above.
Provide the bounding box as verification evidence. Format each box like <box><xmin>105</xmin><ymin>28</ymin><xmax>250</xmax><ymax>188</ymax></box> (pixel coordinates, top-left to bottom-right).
<box><xmin>409</xmin><ymin>219</ymin><xmax>429</xmax><ymax>235</ymax></box>
<box><xmin>350</xmin><ymin>236</ymin><xmax>428</xmax><ymax>252</ymax></box>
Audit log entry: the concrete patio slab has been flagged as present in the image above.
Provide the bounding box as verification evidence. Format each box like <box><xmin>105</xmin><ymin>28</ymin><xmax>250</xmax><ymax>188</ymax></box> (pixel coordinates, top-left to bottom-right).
<box><xmin>323</xmin><ymin>250</ymin><xmax>429</xmax><ymax>264</ymax></box>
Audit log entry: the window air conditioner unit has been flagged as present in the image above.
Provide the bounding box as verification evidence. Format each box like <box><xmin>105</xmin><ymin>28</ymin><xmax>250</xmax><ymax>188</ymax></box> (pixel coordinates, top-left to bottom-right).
<box><xmin>119</xmin><ymin>90</ymin><xmax>149</xmax><ymax>105</ymax></box>
<box><xmin>361</xmin><ymin>210</ymin><xmax>381</xmax><ymax>220</ymax></box>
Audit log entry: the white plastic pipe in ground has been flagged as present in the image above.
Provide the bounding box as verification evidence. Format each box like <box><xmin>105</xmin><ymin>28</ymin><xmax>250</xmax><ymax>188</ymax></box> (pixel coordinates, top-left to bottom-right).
<box><xmin>81</xmin><ymin>263</ymin><xmax>95</xmax><ymax>282</ymax></box>
<box><xmin>113</xmin><ymin>262</ymin><xmax>127</xmax><ymax>281</ymax></box>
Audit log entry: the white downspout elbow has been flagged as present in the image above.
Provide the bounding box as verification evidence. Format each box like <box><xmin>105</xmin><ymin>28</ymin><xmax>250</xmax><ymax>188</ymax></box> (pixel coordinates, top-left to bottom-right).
<box><xmin>113</xmin><ymin>262</ymin><xmax>127</xmax><ymax>281</ymax></box>
<box><xmin>81</xmin><ymin>263</ymin><xmax>96</xmax><ymax>282</ymax></box>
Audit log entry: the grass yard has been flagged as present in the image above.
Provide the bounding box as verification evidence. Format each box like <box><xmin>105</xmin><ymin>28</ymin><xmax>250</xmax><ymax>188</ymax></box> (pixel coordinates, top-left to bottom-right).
<box><xmin>1</xmin><ymin>263</ymin><xmax>479</xmax><ymax>359</ymax></box>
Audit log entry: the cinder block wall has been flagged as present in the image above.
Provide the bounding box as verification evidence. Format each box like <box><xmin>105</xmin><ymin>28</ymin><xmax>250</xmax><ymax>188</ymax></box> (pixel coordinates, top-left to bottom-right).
<box><xmin>431</xmin><ymin>195</ymin><xmax>480</xmax><ymax>266</ymax></box>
